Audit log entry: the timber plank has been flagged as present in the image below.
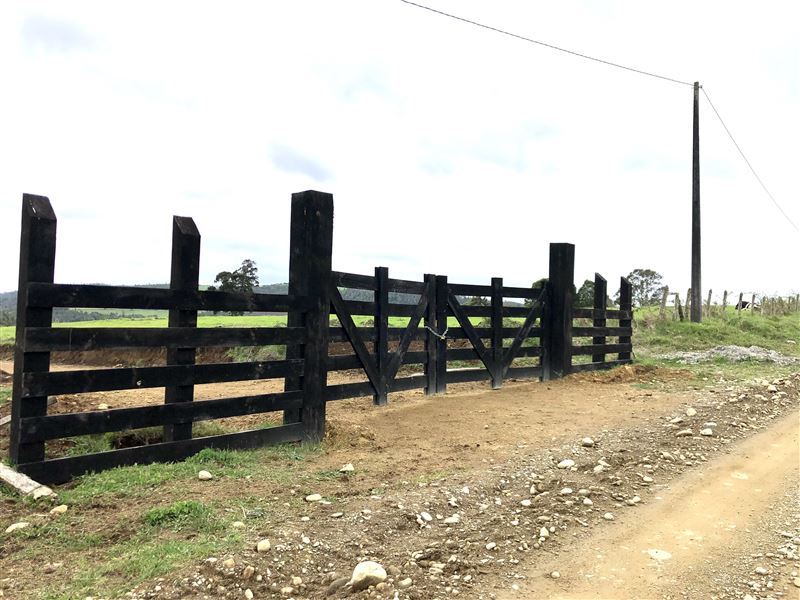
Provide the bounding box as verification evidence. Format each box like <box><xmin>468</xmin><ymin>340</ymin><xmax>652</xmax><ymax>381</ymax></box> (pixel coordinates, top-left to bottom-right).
<box><xmin>22</xmin><ymin>360</ymin><xmax>304</xmax><ymax>397</ymax></box>
<box><xmin>26</xmin><ymin>283</ymin><xmax>310</xmax><ymax>313</ymax></box>
<box><xmin>24</xmin><ymin>326</ymin><xmax>306</xmax><ymax>351</ymax></box>
<box><xmin>20</xmin><ymin>391</ymin><xmax>303</xmax><ymax>442</ymax></box>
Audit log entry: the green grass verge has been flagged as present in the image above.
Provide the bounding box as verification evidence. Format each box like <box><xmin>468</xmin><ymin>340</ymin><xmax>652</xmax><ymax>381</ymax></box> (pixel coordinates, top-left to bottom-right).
<box><xmin>634</xmin><ymin>308</ymin><xmax>800</xmax><ymax>356</ymax></box>
<box><xmin>0</xmin><ymin>385</ymin><xmax>11</xmax><ymax>407</ymax></box>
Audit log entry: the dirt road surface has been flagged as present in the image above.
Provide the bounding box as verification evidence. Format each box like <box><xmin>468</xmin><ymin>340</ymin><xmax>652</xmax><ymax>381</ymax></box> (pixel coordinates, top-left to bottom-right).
<box><xmin>502</xmin><ymin>408</ymin><xmax>800</xmax><ymax>599</ymax></box>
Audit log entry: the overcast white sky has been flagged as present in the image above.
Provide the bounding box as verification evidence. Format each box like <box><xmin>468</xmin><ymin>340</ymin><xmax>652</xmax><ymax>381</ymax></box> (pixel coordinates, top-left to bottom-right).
<box><xmin>1</xmin><ymin>1</ymin><xmax>798</xmax><ymax>299</ymax></box>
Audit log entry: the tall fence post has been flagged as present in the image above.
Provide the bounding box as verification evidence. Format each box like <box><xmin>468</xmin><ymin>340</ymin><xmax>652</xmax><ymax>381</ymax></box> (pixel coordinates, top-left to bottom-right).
<box><xmin>424</xmin><ymin>273</ymin><xmax>438</xmax><ymax>395</ymax></box>
<box><xmin>619</xmin><ymin>277</ymin><xmax>632</xmax><ymax>361</ymax></box>
<box><xmin>591</xmin><ymin>273</ymin><xmax>607</xmax><ymax>364</ymax></box>
<box><xmin>10</xmin><ymin>194</ymin><xmax>57</xmax><ymax>465</ymax></box>
<box><xmin>542</xmin><ymin>243</ymin><xmax>574</xmax><ymax>380</ymax></box>
<box><xmin>435</xmin><ymin>275</ymin><xmax>448</xmax><ymax>394</ymax></box>
<box><xmin>490</xmin><ymin>277</ymin><xmax>503</xmax><ymax>389</ymax></box>
<box><xmin>283</xmin><ymin>190</ymin><xmax>333</xmax><ymax>442</ymax></box>
<box><xmin>659</xmin><ymin>286</ymin><xmax>669</xmax><ymax>321</ymax></box>
<box><xmin>374</xmin><ymin>266</ymin><xmax>389</xmax><ymax>405</ymax></box>
<box><xmin>163</xmin><ymin>216</ymin><xmax>200</xmax><ymax>443</ymax></box>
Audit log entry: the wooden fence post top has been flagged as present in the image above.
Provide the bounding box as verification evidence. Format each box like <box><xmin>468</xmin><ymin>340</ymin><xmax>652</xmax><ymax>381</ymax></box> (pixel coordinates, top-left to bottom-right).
<box><xmin>291</xmin><ymin>190</ymin><xmax>334</xmax><ymax>207</ymax></box>
<box><xmin>22</xmin><ymin>194</ymin><xmax>56</xmax><ymax>221</ymax></box>
<box><xmin>173</xmin><ymin>216</ymin><xmax>200</xmax><ymax>237</ymax></box>
<box><xmin>594</xmin><ymin>272</ymin><xmax>606</xmax><ymax>283</ymax></box>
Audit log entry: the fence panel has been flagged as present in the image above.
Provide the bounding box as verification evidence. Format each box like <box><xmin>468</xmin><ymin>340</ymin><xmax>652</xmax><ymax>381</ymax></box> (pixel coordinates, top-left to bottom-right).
<box><xmin>9</xmin><ymin>190</ymin><xmax>635</xmax><ymax>483</ymax></box>
<box><xmin>570</xmin><ymin>274</ymin><xmax>634</xmax><ymax>372</ymax></box>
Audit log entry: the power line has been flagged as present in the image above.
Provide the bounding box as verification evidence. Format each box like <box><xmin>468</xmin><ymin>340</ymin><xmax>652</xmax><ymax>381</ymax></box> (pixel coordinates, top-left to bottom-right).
<box><xmin>399</xmin><ymin>0</ymin><xmax>693</xmax><ymax>87</ymax></box>
<box><xmin>400</xmin><ymin>0</ymin><xmax>797</xmax><ymax>235</ymax></box>
<box><xmin>701</xmin><ymin>87</ymin><xmax>799</xmax><ymax>233</ymax></box>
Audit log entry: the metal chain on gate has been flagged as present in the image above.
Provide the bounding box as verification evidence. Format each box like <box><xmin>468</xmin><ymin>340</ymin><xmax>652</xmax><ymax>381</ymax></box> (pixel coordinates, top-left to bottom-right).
<box><xmin>424</xmin><ymin>325</ymin><xmax>448</xmax><ymax>340</ymax></box>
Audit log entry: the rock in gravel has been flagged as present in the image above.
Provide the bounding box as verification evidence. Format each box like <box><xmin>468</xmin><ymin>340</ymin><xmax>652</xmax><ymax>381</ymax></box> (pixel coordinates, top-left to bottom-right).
<box><xmin>305</xmin><ymin>493</ymin><xmax>322</xmax><ymax>502</ymax></box>
<box><xmin>244</xmin><ymin>589</ymin><xmax>254</xmax><ymax>600</ymax></box>
<box><xmin>550</xmin><ymin>571</ymin><xmax>561</xmax><ymax>579</ymax></box>
<box><xmin>5</xmin><ymin>521</ymin><xmax>30</xmax><ymax>533</ymax></box>
<box><xmin>700</xmin><ymin>428</ymin><xmax>714</xmax><ymax>436</ymax></box>
<box><xmin>444</xmin><ymin>514</ymin><xmax>461</xmax><ymax>525</ymax></box>
<box><xmin>330</xmin><ymin>512</ymin><xmax>344</xmax><ymax>518</ymax></box>
<box><xmin>583</xmin><ymin>497</ymin><xmax>593</xmax><ymax>506</ymax></box>
<box><xmin>256</xmin><ymin>539</ymin><xmax>271</xmax><ymax>553</ymax></box>
<box><xmin>520</xmin><ymin>499</ymin><xmax>532</xmax><ymax>507</ymax></box>
<box><xmin>339</xmin><ymin>463</ymin><xmax>354</xmax><ymax>473</ymax></box>
<box><xmin>486</xmin><ymin>542</ymin><xmax>497</xmax><ymax>550</ymax></box>
<box><xmin>326</xmin><ymin>576</ymin><xmax>350</xmax><ymax>596</ymax></box>
<box><xmin>32</xmin><ymin>486</ymin><xmax>54</xmax><ymax>500</ymax></box>
<box><xmin>242</xmin><ymin>566</ymin><xmax>255</xmax><ymax>580</ymax></box>
<box><xmin>675</xmin><ymin>429</ymin><xmax>693</xmax><ymax>437</ymax></box>
<box><xmin>50</xmin><ymin>504</ymin><xmax>68</xmax><ymax>515</ymax></box>
<box><xmin>557</xmin><ymin>459</ymin><xmax>575</xmax><ymax>469</ymax></box>
<box><xmin>755</xmin><ymin>566</ymin><xmax>769</xmax><ymax>575</ymax></box>
<box><xmin>232</xmin><ymin>521</ymin><xmax>245</xmax><ymax>528</ymax></box>
<box><xmin>792</xmin><ymin>577</ymin><xmax>800</xmax><ymax>588</ymax></box>
<box><xmin>539</xmin><ymin>527</ymin><xmax>550</xmax><ymax>539</ymax></box>
<box><xmin>198</xmin><ymin>470</ymin><xmax>213</xmax><ymax>481</ymax></box>
<box><xmin>419</xmin><ymin>511</ymin><xmax>433</xmax><ymax>522</ymax></box>
<box><xmin>397</xmin><ymin>578</ymin><xmax>413</xmax><ymax>589</ymax></box>
<box><xmin>223</xmin><ymin>557</ymin><xmax>236</xmax><ymax>568</ymax></box>
<box><xmin>603</xmin><ymin>512</ymin><xmax>615</xmax><ymax>521</ymax></box>
<box><xmin>686</xmin><ymin>407</ymin><xmax>697</xmax><ymax>417</ymax></box>
<box><xmin>348</xmin><ymin>561</ymin><xmax>387</xmax><ymax>591</ymax></box>
<box><xmin>581</xmin><ymin>437</ymin><xmax>595</xmax><ymax>447</ymax></box>
<box><xmin>560</xmin><ymin>487</ymin><xmax>573</xmax><ymax>495</ymax></box>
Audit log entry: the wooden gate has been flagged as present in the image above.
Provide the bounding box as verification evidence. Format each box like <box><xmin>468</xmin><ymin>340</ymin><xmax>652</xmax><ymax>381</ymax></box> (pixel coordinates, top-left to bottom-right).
<box><xmin>443</xmin><ymin>280</ymin><xmax>546</xmax><ymax>389</ymax></box>
<box><xmin>324</xmin><ymin>269</ymin><xmax>436</xmax><ymax>404</ymax></box>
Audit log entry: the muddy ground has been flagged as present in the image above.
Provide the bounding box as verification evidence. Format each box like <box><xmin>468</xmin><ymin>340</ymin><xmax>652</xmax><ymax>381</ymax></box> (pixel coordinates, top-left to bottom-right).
<box><xmin>1</xmin><ymin>363</ymin><xmax>798</xmax><ymax>599</ymax></box>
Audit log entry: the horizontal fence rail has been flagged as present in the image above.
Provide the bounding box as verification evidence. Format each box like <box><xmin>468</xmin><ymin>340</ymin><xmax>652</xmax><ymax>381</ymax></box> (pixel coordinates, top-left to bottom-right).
<box><xmin>9</xmin><ymin>192</ymin><xmax>635</xmax><ymax>484</ymax></box>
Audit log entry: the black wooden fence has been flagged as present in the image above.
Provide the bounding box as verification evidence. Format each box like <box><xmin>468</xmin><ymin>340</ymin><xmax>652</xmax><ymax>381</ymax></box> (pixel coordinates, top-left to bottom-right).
<box><xmin>9</xmin><ymin>191</ymin><xmax>632</xmax><ymax>483</ymax></box>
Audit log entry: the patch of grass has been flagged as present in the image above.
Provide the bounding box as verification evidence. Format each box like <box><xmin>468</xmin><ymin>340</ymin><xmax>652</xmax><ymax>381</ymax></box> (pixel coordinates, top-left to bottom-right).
<box><xmin>634</xmin><ymin>309</ymin><xmax>800</xmax><ymax>356</ymax></box>
<box><xmin>0</xmin><ymin>385</ymin><xmax>11</xmax><ymax>407</ymax></box>
<box><xmin>314</xmin><ymin>468</ymin><xmax>342</xmax><ymax>480</ymax></box>
<box><xmin>227</xmin><ymin>344</ymin><xmax>286</xmax><ymax>362</ymax></box>
<box><xmin>143</xmin><ymin>500</ymin><xmax>217</xmax><ymax>532</ymax></box>
<box><xmin>38</xmin><ymin>525</ymin><xmax>240</xmax><ymax>600</ymax></box>
<box><xmin>417</xmin><ymin>469</ymin><xmax>456</xmax><ymax>484</ymax></box>
<box><xmin>59</xmin><ymin>442</ymin><xmax>321</xmax><ymax>506</ymax></box>
<box><xmin>0</xmin><ymin>481</ymin><xmax>20</xmax><ymax>499</ymax></box>
<box><xmin>64</xmin><ymin>434</ymin><xmax>113</xmax><ymax>456</ymax></box>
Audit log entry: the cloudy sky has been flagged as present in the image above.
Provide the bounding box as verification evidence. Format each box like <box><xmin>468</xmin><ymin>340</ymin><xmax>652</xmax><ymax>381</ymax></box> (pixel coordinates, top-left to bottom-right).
<box><xmin>1</xmin><ymin>1</ymin><xmax>798</xmax><ymax>299</ymax></box>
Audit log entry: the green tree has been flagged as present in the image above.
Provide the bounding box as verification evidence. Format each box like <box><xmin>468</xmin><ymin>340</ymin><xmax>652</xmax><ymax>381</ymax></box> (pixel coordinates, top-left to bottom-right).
<box><xmin>575</xmin><ymin>279</ymin><xmax>595</xmax><ymax>307</ymax></box>
<box><xmin>524</xmin><ymin>278</ymin><xmax>547</xmax><ymax>307</ymax></box>
<box><xmin>466</xmin><ymin>296</ymin><xmax>489</xmax><ymax>307</ymax></box>
<box><xmin>622</xmin><ymin>268</ymin><xmax>665</xmax><ymax>307</ymax></box>
<box><xmin>208</xmin><ymin>259</ymin><xmax>260</xmax><ymax>315</ymax></box>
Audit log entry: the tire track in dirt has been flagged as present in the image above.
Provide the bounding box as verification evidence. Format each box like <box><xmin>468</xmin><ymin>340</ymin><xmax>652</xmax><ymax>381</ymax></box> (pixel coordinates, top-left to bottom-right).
<box><xmin>504</xmin><ymin>408</ymin><xmax>800</xmax><ymax>599</ymax></box>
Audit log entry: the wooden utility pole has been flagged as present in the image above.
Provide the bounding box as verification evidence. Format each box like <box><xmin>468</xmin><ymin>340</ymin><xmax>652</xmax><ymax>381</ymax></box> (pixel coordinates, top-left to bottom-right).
<box><xmin>691</xmin><ymin>81</ymin><xmax>702</xmax><ymax>322</ymax></box>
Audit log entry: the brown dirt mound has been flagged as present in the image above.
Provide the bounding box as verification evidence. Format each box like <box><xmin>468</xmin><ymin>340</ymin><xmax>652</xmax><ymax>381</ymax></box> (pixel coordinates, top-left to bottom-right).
<box><xmin>570</xmin><ymin>363</ymin><xmax>691</xmax><ymax>383</ymax></box>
